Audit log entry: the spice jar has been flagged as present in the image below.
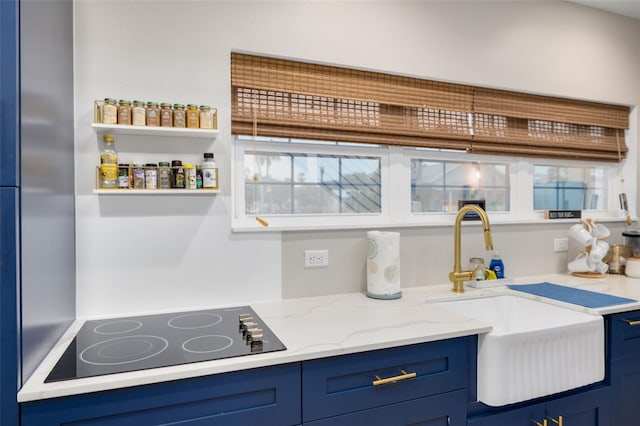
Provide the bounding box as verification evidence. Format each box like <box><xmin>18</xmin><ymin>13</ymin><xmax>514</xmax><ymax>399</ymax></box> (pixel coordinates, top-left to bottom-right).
<box><xmin>145</xmin><ymin>163</ymin><xmax>158</xmax><ymax>189</ymax></box>
<box><xmin>160</xmin><ymin>103</ymin><xmax>173</xmax><ymax>127</ymax></box>
<box><xmin>133</xmin><ymin>162</ymin><xmax>145</xmax><ymax>189</ymax></box>
<box><xmin>202</xmin><ymin>152</ymin><xmax>218</xmax><ymax>190</ymax></box>
<box><xmin>117</xmin><ymin>100</ymin><xmax>132</xmax><ymax>125</ymax></box>
<box><xmin>171</xmin><ymin>160</ymin><xmax>185</xmax><ymax>188</ymax></box>
<box><xmin>183</xmin><ymin>163</ymin><xmax>197</xmax><ymax>189</ymax></box>
<box><xmin>173</xmin><ymin>104</ymin><xmax>186</xmax><ymax>128</ymax></box>
<box><xmin>132</xmin><ymin>100</ymin><xmax>146</xmax><ymax>126</ymax></box>
<box><xmin>102</xmin><ymin>98</ymin><xmax>118</xmax><ymax>124</ymax></box>
<box><xmin>118</xmin><ymin>164</ymin><xmax>130</xmax><ymax>189</ymax></box>
<box><xmin>146</xmin><ymin>102</ymin><xmax>160</xmax><ymax>126</ymax></box>
<box><xmin>186</xmin><ymin>104</ymin><xmax>199</xmax><ymax>128</ymax></box>
<box><xmin>199</xmin><ymin>105</ymin><xmax>213</xmax><ymax>129</ymax></box>
<box><xmin>157</xmin><ymin>162</ymin><xmax>171</xmax><ymax>189</ymax></box>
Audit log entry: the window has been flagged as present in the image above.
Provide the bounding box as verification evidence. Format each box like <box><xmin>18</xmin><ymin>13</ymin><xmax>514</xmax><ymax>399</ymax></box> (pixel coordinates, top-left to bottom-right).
<box><xmin>411</xmin><ymin>160</ymin><xmax>509</xmax><ymax>213</ymax></box>
<box><xmin>533</xmin><ymin>165</ymin><xmax>606</xmax><ymax>211</ymax></box>
<box><xmin>244</xmin><ymin>151</ymin><xmax>381</xmax><ymax>215</ymax></box>
<box><xmin>232</xmin><ymin>137</ymin><xmax>625</xmax><ymax>231</ymax></box>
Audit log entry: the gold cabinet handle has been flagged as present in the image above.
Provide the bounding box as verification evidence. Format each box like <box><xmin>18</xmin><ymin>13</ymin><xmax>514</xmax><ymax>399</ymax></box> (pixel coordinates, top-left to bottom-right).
<box><xmin>532</xmin><ymin>420</ymin><xmax>548</xmax><ymax>426</ymax></box>
<box><xmin>623</xmin><ymin>319</ymin><xmax>640</xmax><ymax>326</ymax></box>
<box><xmin>549</xmin><ymin>416</ymin><xmax>563</xmax><ymax>426</ymax></box>
<box><xmin>372</xmin><ymin>369</ymin><xmax>416</xmax><ymax>386</ymax></box>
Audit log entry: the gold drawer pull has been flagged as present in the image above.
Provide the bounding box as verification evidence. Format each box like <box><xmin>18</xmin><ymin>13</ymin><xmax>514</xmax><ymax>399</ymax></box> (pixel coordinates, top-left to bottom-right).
<box><xmin>623</xmin><ymin>319</ymin><xmax>640</xmax><ymax>326</ymax></box>
<box><xmin>550</xmin><ymin>415</ymin><xmax>563</xmax><ymax>426</ymax></box>
<box><xmin>372</xmin><ymin>369</ymin><xmax>416</xmax><ymax>386</ymax></box>
<box><xmin>532</xmin><ymin>420</ymin><xmax>548</xmax><ymax>426</ymax></box>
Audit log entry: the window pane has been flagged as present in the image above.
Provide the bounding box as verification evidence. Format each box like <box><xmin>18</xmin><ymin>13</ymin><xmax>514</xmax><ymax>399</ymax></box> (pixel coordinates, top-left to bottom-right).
<box><xmin>533</xmin><ymin>165</ymin><xmax>605</xmax><ymax>211</ymax></box>
<box><xmin>411</xmin><ymin>159</ymin><xmax>509</xmax><ymax>213</ymax></box>
<box><xmin>246</xmin><ymin>152</ymin><xmax>381</xmax><ymax>215</ymax></box>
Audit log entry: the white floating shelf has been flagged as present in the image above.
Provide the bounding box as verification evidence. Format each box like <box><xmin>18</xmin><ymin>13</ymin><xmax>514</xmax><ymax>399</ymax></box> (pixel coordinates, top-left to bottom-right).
<box><xmin>93</xmin><ymin>189</ymin><xmax>219</xmax><ymax>195</ymax></box>
<box><xmin>92</xmin><ymin>123</ymin><xmax>219</xmax><ymax>139</ymax></box>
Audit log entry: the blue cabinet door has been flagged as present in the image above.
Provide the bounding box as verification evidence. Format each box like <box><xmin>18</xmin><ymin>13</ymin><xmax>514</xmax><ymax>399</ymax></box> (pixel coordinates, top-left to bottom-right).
<box><xmin>304</xmin><ymin>389</ymin><xmax>466</xmax><ymax>426</ymax></box>
<box><xmin>608</xmin><ymin>310</ymin><xmax>640</xmax><ymax>425</ymax></box>
<box><xmin>0</xmin><ymin>0</ymin><xmax>19</xmax><ymax>187</ymax></box>
<box><xmin>467</xmin><ymin>401</ymin><xmax>546</xmax><ymax>426</ymax></box>
<box><xmin>469</xmin><ymin>387</ymin><xmax>611</xmax><ymax>426</ymax></box>
<box><xmin>22</xmin><ymin>363</ymin><xmax>301</xmax><ymax>426</ymax></box>
<box><xmin>302</xmin><ymin>338</ymin><xmax>467</xmax><ymax>422</ymax></box>
<box><xmin>0</xmin><ymin>188</ymin><xmax>20</xmax><ymax>426</ymax></box>
<box><xmin>546</xmin><ymin>387</ymin><xmax>611</xmax><ymax>426</ymax></box>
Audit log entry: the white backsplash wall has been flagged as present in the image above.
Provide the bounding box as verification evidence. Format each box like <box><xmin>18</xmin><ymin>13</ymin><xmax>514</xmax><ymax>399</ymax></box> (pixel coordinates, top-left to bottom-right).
<box><xmin>282</xmin><ymin>222</ymin><xmax>631</xmax><ymax>299</ymax></box>
<box><xmin>74</xmin><ymin>1</ymin><xmax>639</xmax><ymax>316</ymax></box>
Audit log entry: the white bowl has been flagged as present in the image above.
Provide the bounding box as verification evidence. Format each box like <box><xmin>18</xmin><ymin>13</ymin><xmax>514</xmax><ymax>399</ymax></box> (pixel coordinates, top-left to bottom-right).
<box><xmin>626</xmin><ymin>258</ymin><xmax>640</xmax><ymax>278</ymax></box>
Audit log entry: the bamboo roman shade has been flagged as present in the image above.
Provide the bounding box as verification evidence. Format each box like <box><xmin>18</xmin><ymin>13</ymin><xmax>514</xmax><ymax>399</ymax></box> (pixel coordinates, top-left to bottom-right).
<box><xmin>231</xmin><ymin>53</ymin><xmax>629</xmax><ymax>162</ymax></box>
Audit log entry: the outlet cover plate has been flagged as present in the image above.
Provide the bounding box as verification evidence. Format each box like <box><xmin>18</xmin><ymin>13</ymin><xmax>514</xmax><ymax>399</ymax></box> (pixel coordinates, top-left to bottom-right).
<box><xmin>554</xmin><ymin>238</ymin><xmax>569</xmax><ymax>252</ymax></box>
<box><xmin>305</xmin><ymin>249</ymin><xmax>329</xmax><ymax>267</ymax></box>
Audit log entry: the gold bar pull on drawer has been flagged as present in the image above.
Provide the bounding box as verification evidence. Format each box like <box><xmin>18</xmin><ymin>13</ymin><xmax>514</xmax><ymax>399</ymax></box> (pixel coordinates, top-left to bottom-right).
<box><xmin>550</xmin><ymin>415</ymin><xmax>563</xmax><ymax>426</ymax></box>
<box><xmin>372</xmin><ymin>369</ymin><xmax>417</xmax><ymax>386</ymax></box>
<box><xmin>531</xmin><ymin>420</ymin><xmax>548</xmax><ymax>426</ymax></box>
<box><xmin>623</xmin><ymin>319</ymin><xmax>640</xmax><ymax>326</ymax></box>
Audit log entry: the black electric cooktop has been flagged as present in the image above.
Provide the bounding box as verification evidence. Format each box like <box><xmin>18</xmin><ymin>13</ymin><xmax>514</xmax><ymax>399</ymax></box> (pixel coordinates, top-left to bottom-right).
<box><xmin>46</xmin><ymin>306</ymin><xmax>286</xmax><ymax>383</ymax></box>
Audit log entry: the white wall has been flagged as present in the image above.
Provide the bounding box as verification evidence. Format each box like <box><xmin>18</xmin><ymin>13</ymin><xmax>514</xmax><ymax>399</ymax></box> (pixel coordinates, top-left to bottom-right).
<box><xmin>74</xmin><ymin>1</ymin><xmax>640</xmax><ymax>316</ymax></box>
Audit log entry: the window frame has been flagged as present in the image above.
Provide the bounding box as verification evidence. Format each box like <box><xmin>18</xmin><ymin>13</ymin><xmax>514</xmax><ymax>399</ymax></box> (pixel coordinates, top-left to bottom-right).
<box><xmin>232</xmin><ymin>137</ymin><xmax>629</xmax><ymax>232</ymax></box>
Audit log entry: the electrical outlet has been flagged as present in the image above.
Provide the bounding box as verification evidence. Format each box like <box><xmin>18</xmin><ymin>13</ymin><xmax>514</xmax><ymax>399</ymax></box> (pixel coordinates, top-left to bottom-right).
<box><xmin>554</xmin><ymin>238</ymin><xmax>569</xmax><ymax>252</ymax></box>
<box><xmin>304</xmin><ymin>249</ymin><xmax>329</xmax><ymax>267</ymax></box>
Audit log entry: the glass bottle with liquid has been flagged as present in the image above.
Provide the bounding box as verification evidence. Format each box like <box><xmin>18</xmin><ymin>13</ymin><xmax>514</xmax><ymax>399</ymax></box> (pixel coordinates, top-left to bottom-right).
<box><xmin>99</xmin><ymin>134</ymin><xmax>118</xmax><ymax>188</ymax></box>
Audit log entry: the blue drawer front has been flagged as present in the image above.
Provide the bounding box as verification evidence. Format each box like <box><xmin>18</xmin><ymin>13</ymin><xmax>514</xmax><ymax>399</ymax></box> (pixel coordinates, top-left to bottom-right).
<box><xmin>302</xmin><ymin>338</ymin><xmax>468</xmax><ymax>422</ymax></box>
<box><xmin>608</xmin><ymin>310</ymin><xmax>640</xmax><ymax>361</ymax></box>
<box><xmin>304</xmin><ymin>388</ymin><xmax>467</xmax><ymax>426</ymax></box>
<box><xmin>22</xmin><ymin>363</ymin><xmax>301</xmax><ymax>426</ymax></box>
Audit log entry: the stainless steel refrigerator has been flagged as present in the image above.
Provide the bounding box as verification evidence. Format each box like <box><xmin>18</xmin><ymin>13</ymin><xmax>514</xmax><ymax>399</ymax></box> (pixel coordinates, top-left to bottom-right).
<box><xmin>1</xmin><ymin>1</ymin><xmax>75</xmax><ymax>424</ymax></box>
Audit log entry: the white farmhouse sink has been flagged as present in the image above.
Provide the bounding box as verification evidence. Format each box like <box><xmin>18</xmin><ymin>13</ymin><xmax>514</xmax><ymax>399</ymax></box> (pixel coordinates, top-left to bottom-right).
<box><xmin>436</xmin><ymin>294</ymin><xmax>604</xmax><ymax>406</ymax></box>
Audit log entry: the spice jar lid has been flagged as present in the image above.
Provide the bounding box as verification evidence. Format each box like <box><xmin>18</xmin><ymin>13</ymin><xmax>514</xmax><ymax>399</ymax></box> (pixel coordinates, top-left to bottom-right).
<box><xmin>103</xmin><ymin>134</ymin><xmax>115</xmax><ymax>142</ymax></box>
<box><xmin>146</xmin><ymin>101</ymin><xmax>158</xmax><ymax>107</ymax></box>
<box><xmin>173</xmin><ymin>103</ymin><xmax>185</xmax><ymax>108</ymax></box>
<box><xmin>199</xmin><ymin>105</ymin><xmax>211</xmax><ymax>110</ymax></box>
<box><xmin>182</xmin><ymin>163</ymin><xmax>195</xmax><ymax>168</ymax></box>
<box><xmin>104</xmin><ymin>98</ymin><xmax>117</xmax><ymax>103</ymax></box>
<box><xmin>118</xmin><ymin>163</ymin><xmax>130</xmax><ymax>167</ymax></box>
<box><xmin>119</xmin><ymin>99</ymin><xmax>131</xmax><ymax>104</ymax></box>
<box><xmin>187</xmin><ymin>104</ymin><xmax>198</xmax><ymax>108</ymax></box>
<box><xmin>160</xmin><ymin>102</ymin><xmax>172</xmax><ymax>108</ymax></box>
<box><xmin>204</xmin><ymin>152</ymin><xmax>214</xmax><ymax>159</ymax></box>
<box><xmin>159</xmin><ymin>161</ymin><xmax>170</xmax><ymax>167</ymax></box>
<box><xmin>133</xmin><ymin>100</ymin><xmax>145</xmax><ymax>105</ymax></box>
<box><xmin>171</xmin><ymin>160</ymin><xmax>183</xmax><ymax>167</ymax></box>
<box><xmin>145</xmin><ymin>163</ymin><xmax>157</xmax><ymax>167</ymax></box>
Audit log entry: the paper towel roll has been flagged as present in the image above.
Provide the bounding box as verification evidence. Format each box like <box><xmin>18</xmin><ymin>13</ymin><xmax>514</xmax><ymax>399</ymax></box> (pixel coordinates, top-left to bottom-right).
<box><xmin>366</xmin><ymin>231</ymin><xmax>402</xmax><ymax>299</ymax></box>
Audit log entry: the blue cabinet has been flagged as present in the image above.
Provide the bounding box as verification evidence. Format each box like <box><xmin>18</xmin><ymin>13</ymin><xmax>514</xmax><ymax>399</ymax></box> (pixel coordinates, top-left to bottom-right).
<box><xmin>304</xmin><ymin>389</ymin><xmax>466</xmax><ymax>426</ymax></box>
<box><xmin>302</xmin><ymin>337</ymin><xmax>469</xmax><ymax>425</ymax></box>
<box><xmin>608</xmin><ymin>309</ymin><xmax>640</xmax><ymax>426</ymax></box>
<box><xmin>468</xmin><ymin>386</ymin><xmax>611</xmax><ymax>426</ymax></box>
<box><xmin>21</xmin><ymin>337</ymin><xmax>471</xmax><ymax>426</ymax></box>
<box><xmin>21</xmin><ymin>363</ymin><xmax>301</xmax><ymax>426</ymax></box>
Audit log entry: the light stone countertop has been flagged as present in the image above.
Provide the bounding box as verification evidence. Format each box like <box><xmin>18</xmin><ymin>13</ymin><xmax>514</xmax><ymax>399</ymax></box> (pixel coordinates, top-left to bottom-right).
<box><xmin>17</xmin><ymin>273</ymin><xmax>640</xmax><ymax>402</ymax></box>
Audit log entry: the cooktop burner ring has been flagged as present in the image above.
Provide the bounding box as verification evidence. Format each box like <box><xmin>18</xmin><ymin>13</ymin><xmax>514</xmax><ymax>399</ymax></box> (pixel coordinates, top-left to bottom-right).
<box><xmin>182</xmin><ymin>335</ymin><xmax>234</xmax><ymax>354</ymax></box>
<box><xmin>94</xmin><ymin>320</ymin><xmax>143</xmax><ymax>335</ymax></box>
<box><xmin>168</xmin><ymin>312</ymin><xmax>223</xmax><ymax>330</ymax></box>
<box><xmin>80</xmin><ymin>335</ymin><xmax>169</xmax><ymax>366</ymax></box>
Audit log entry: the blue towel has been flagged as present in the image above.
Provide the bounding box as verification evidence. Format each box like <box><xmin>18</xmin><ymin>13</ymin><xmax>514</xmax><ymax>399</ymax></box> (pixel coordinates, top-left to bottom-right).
<box><xmin>507</xmin><ymin>282</ymin><xmax>636</xmax><ymax>308</ymax></box>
